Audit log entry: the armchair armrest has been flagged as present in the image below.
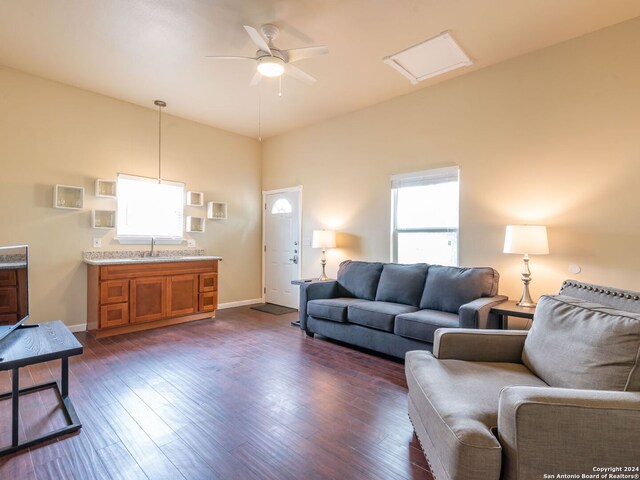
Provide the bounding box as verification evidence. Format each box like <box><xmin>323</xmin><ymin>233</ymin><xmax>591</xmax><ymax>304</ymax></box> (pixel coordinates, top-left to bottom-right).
<box><xmin>498</xmin><ymin>386</ymin><xmax>640</xmax><ymax>479</ymax></box>
<box><xmin>458</xmin><ymin>295</ymin><xmax>508</xmax><ymax>329</ymax></box>
<box><xmin>433</xmin><ymin>328</ymin><xmax>528</xmax><ymax>362</ymax></box>
<box><xmin>298</xmin><ymin>281</ymin><xmax>339</xmax><ymax>330</ymax></box>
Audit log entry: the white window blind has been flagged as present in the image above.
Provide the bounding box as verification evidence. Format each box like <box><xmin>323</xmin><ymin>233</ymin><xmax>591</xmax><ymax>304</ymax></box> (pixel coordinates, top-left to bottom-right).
<box><xmin>116</xmin><ymin>173</ymin><xmax>185</xmax><ymax>239</ymax></box>
<box><xmin>391</xmin><ymin>166</ymin><xmax>459</xmax><ymax>265</ymax></box>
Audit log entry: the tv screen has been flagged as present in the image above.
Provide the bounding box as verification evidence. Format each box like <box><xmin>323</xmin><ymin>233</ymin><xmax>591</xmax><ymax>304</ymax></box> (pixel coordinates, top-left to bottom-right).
<box><xmin>0</xmin><ymin>245</ymin><xmax>29</xmax><ymax>343</ymax></box>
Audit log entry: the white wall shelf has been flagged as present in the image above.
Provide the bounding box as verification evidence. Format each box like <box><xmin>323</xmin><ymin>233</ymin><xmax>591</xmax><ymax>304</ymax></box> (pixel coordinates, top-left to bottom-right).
<box><xmin>54</xmin><ymin>184</ymin><xmax>85</xmax><ymax>209</ymax></box>
<box><xmin>186</xmin><ymin>191</ymin><xmax>204</xmax><ymax>207</ymax></box>
<box><xmin>186</xmin><ymin>216</ymin><xmax>205</xmax><ymax>233</ymax></box>
<box><xmin>92</xmin><ymin>209</ymin><xmax>116</xmax><ymax>229</ymax></box>
<box><xmin>207</xmin><ymin>201</ymin><xmax>227</xmax><ymax>220</ymax></box>
<box><xmin>95</xmin><ymin>179</ymin><xmax>116</xmax><ymax>198</ymax></box>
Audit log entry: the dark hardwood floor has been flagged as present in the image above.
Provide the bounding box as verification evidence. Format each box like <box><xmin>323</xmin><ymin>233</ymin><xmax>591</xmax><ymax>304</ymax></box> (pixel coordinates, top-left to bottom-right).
<box><xmin>0</xmin><ymin>306</ymin><xmax>433</xmax><ymax>480</ymax></box>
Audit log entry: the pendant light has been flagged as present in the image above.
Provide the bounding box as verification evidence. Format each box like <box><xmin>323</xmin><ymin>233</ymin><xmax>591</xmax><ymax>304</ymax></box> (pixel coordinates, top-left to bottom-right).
<box><xmin>154</xmin><ymin>100</ymin><xmax>166</xmax><ymax>182</ymax></box>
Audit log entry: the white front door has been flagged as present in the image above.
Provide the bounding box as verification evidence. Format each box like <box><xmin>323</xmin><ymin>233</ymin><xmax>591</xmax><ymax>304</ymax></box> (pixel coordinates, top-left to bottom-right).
<box><xmin>264</xmin><ymin>189</ymin><xmax>301</xmax><ymax>308</ymax></box>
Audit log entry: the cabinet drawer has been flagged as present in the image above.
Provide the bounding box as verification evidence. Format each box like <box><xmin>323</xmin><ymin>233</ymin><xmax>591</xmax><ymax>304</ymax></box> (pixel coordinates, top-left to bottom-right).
<box><xmin>100</xmin><ymin>303</ymin><xmax>130</xmax><ymax>328</ymax></box>
<box><xmin>0</xmin><ymin>313</ymin><xmax>17</xmax><ymax>325</ymax></box>
<box><xmin>199</xmin><ymin>292</ymin><xmax>217</xmax><ymax>312</ymax></box>
<box><xmin>0</xmin><ymin>287</ymin><xmax>17</xmax><ymax>314</ymax></box>
<box><xmin>100</xmin><ymin>280</ymin><xmax>129</xmax><ymax>304</ymax></box>
<box><xmin>199</xmin><ymin>273</ymin><xmax>217</xmax><ymax>292</ymax></box>
<box><xmin>0</xmin><ymin>270</ymin><xmax>17</xmax><ymax>287</ymax></box>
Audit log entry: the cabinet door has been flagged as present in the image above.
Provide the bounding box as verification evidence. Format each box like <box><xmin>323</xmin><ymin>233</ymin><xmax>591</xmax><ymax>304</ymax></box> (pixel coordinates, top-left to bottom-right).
<box><xmin>199</xmin><ymin>273</ymin><xmax>217</xmax><ymax>292</ymax></box>
<box><xmin>198</xmin><ymin>292</ymin><xmax>217</xmax><ymax>313</ymax></box>
<box><xmin>0</xmin><ymin>287</ymin><xmax>17</xmax><ymax>314</ymax></box>
<box><xmin>100</xmin><ymin>303</ymin><xmax>129</xmax><ymax>328</ymax></box>
<box><xmin>130</xmin><ymin>277</ymin><xmax>166</xmax><ymax>323</ymax></box>
<box><xmin>100</xmin><ymin>280</ymin><xmax>129</xmax><ymax>304</ymax></box>
<box><xmin>0</xmin><ymin>270</ymin><xmax>17</xmax><ymax>287</ymax></box>
<box><xmin>167</xmin><ymin>274</ymin><xmax>198</xmax><ymax>318</ymax></box>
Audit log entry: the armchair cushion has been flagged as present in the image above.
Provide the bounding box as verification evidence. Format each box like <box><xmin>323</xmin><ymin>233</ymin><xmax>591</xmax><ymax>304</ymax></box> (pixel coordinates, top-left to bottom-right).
<box><xmin>375</xmin><ymin>263</ymin><xmax>429</xmax><ymax>306</ymax></box>
<box><xmin>336</xmin><ymin>260</ymin><xmax>384</xmax><ymax>300</ymax></box>
<box><xmin>394</xmin><ymin>310</ymin><xmax>459</xmax><ymax>343</ymax></box>
<box><xmin>522</xmin><ymin>295</ymin><xmax>640</xmax><ymax>391</ymax></box>
<box><xmin>420</xmin><ymin>266</ymin><xmax>500</xmax><ymax>313</ymax></box>
<box><xmin>347</xmin><ymin>302</ymin><xmax>418</xmax><ymax>332</ymax></box>
<box><xmin>307</xmin><ymin>298</ymin><xmax>370</xmax><ymax>323</ymax></box>
<box><xmin>405</xmin><ymin>351</ymin><xmax>546</xmax><ymax>480</ymax></box>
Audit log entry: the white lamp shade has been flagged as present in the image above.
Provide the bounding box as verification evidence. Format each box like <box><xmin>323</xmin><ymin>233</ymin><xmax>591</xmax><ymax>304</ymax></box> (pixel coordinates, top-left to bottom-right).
<box><xmin>503</xmin><ymin>225</ymin><xmax>549</xmax><ymax>255</ymax></box>
<box><xmin>312</xmin><ymin>230</ymin><xmax>336</xmax><ymax>249</ymax></box>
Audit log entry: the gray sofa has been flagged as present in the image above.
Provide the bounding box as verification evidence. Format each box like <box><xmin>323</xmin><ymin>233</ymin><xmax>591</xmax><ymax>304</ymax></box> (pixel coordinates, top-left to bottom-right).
<box><xmin>406</xmin><ymin>280</ymin><xmax>640</xmax><ymax>480</ymax></box>
<box><xmin>298</xmin><ymin>260</ymin><xmax>506</xmax><ymax>358</ymax></box>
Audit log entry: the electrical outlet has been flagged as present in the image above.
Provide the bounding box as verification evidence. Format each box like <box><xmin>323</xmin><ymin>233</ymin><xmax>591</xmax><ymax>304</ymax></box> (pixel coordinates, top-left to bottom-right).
<box><xmin>187</xmin><ymin>239</ymin><xmax>196</xmax><ymax>247</ymax></box>
<box><xmin>93</xmin><ymin>238</ymin><xmax>102</xmax><ymax>248</ymax></box>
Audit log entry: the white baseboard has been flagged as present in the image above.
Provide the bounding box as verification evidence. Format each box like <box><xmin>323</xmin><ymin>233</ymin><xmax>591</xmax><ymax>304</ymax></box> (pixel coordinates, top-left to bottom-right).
<box><xmin>218</xmin><ymin>298</ymin><xmax>263</xmax><ymax>309</ymax></box>
<box><xmin>67</xmin><ymin>323</ymin><xmax>87</xmax><ymax>333</ymax></box>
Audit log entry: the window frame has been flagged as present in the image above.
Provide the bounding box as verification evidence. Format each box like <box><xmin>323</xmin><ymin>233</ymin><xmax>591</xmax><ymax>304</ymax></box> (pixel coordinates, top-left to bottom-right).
<box><xmin>115</xmin><ymin>173</ymin><xmax>186</xmax><ymax>244</ymax></box>
<box><xmin>390</xmin><ymin>166</ymin><xmax>460</xmax><ymax>265</ymax></box>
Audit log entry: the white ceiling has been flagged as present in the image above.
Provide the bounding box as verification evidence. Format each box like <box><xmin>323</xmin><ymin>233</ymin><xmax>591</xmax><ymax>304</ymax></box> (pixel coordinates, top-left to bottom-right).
<box><xmin>1</xmin><ymin>1</ymin><xmax>639</xmax><ymax>139</ymax></box>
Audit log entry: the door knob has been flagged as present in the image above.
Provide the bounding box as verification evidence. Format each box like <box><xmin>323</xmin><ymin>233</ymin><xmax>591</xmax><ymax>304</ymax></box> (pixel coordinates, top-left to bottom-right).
<box><xmin>289</xmin><ymin>254</ymin><xmax>299</xmax><ymax>264</ymax></box>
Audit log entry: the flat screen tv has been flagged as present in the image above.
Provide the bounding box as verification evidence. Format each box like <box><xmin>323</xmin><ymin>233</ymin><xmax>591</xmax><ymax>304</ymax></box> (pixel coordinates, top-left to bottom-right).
<box><xmin>0</xmin><ymin>245</ymin><xmax>29</xmax><ymax>343</ymax></box>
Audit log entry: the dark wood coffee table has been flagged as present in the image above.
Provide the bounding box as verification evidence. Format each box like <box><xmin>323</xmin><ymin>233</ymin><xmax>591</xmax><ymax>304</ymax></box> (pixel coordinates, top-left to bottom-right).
<box><xmin>0</xmin><ymin>320</ymin><xmax>83</xmax><ymax>456</ymax></box>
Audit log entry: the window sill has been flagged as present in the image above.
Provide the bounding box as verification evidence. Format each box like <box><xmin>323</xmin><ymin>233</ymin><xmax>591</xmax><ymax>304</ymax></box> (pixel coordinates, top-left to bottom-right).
<box><xmin>115</xmin><ymin>237</ymin><xmax>184</xmax><ymax>245</ymax></box>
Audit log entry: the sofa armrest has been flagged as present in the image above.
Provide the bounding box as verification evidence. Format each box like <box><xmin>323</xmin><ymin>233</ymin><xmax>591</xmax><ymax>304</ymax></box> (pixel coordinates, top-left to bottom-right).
<box><xmin>498</xmin><ymin>386</ymin><xmax>640</xmax><ymax>478</ymax></box>
<box><xmin>458</xmin><ymin>295</ymin><xmax>508</xmax><ymax>329</ymax></box>
<box><xmin>298</xmin><ymin>280</ymin><xmax>339</xmax><ymax>330</ymax></box>
<box><xmin>433</xmin><ymin>329</ymin><xmax>528</xmax><ymax>362</ymax></box>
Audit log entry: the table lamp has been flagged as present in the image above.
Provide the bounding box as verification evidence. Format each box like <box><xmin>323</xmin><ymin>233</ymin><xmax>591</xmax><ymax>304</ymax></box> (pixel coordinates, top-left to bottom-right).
<box><xmin>312</xmin><ymin>230</ymin><xmax>336</xmax><ymax>281</ymax></box>
<box><xmin>503</xmin><ymin>225</ymin><xmax>549</xmax><ymax>307</ymax></box>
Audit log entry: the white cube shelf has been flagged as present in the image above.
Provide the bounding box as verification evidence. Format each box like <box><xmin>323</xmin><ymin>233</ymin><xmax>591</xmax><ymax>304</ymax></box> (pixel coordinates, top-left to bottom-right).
<box><xmin>95</xmin><ymin>179</ymin><xmax>116</xmax><ymax>198</ymax></box>
<box><xmin>186</xmin><ymin>191</ymin><xmax>204</xmax><ymax>207</ymax></box>
<box><xmin>92</xmin><ymin>209</ymin><xmax>116</xmax><ymax>229</ymax></box>
<box><xmin>54</xmin><ymin>184</ymin><xmax>85</xmax><ymax>209</ymax></box>
<box><xmin>207</xmin><ymin>201</ymin><xmax>227</xmax><ymax>220</ymax></box>
<box><xmin>186</xmin><ymin>216</ymin><xmax>205</xmax><ymax>233</ymax></box>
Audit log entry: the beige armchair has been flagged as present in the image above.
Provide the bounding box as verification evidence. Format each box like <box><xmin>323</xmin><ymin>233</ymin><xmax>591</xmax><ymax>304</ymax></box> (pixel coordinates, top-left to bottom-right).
<box><xmin>405</xmin><ymin>280</ymin><xmax>640</xmax><ymax>480</ymax></box>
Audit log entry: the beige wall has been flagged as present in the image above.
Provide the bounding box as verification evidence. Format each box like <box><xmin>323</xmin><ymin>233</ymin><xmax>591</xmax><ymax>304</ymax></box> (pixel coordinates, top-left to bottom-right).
<box><xmin>262</xmin><ymin>17</ymin><xmax>640</xmax><ymax>300</ymax></box>
<box><xmin>0</xmin><ymin>67</ymin><xmax>262</xmax><ymax>328</ymax></box>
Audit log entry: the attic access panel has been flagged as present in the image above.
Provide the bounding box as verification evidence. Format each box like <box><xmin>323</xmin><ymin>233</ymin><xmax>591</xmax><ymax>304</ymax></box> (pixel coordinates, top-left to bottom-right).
<box><xmin>384</xmin><ymin>31</ymin><xmax>472</xmax><ymax>84</ymax></box>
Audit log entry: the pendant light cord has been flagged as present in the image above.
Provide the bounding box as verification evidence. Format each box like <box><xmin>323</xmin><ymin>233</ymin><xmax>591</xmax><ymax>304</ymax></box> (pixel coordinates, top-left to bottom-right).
<box><xmin>154</xmin><ymin>100</ymin><xmax>166</xmax><ymax>182</ymax></box>
<box><xmin>158</xmin><ymin>103</ymin><xmax>162</xmax><ymax>182</ymax></box>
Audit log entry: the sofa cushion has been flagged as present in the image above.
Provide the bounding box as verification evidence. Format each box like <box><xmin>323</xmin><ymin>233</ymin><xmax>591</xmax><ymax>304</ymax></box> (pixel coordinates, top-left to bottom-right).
<box><xmin>395</xmin><ymin>309</ymin><xmax>459</xmax><ymax>343</ymax></box>
<box><xmin>522</xmin><ymin>294</ymin><xmax>640</xmax><ymax>391</ymax></box>
<box><xmin>420</xmin><ymin>265</ymin><xmax>499</xmax><ymax>313</ymax></box>
<box><xmin>336</xmin><ymin>260</ymin><xmax>384</xmax><ymax>301</ymax></box>
<box><xmin>375</xmin><ymin>263</ymin><xmax>429</xmax><ymax>306</ymax></box>
<box><xmin>307</xmin><ymin>298</ymin><xmax>371</xmax><ymax>323</ymax></box>
<box><xmin>348</xmin><ymin>301</ymin><xmax>418</xmax><ymax>332</ymax></box>
<box><xmin>405</xmin><ymin>351</ymin><xmax>547</xmax><ymax>480</ymax></box>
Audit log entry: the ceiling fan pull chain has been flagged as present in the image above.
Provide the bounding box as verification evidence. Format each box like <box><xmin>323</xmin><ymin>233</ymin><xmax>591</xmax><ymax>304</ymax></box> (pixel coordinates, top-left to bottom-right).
<box><xmin>279</xmin><ymin>76</ymin><xmax>282</xmax><ymax>97</ymax></box>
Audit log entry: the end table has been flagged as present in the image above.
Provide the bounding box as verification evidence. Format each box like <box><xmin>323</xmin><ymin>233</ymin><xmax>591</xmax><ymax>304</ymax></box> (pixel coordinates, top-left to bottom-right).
<box><xmin>490</xmin><ymin>300</ymin><xmax>536</xmax><ymax>330</ymax></box>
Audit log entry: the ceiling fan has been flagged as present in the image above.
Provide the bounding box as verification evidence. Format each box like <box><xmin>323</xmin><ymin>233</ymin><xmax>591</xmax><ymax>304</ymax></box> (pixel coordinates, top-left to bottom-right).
<box><xmin>206</xmin><ymin>24</ymin><xmax>328</xmax><ymax>86</ymax></box>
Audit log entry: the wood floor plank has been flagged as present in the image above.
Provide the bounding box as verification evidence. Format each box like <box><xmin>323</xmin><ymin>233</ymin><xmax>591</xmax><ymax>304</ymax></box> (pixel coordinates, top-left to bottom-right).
<box><xmin>0</xmin><ymin>306</ymin><xmax>432</xmax><ymax>480</ymax></box>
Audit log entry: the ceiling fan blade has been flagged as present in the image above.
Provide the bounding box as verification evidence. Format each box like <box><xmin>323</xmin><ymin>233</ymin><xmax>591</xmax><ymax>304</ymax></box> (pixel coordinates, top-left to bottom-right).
<box><xmin>285</xmin><ymin>64</ymin><xmax>317</xmax><ymax>85</ymax></box>
<box><xmin>284</xmin><ymin>45</ymin><xmax>328</xmax><ymax>63</ymax></box>
<box><xmin>249</xmin><ymin>71</ymin><xmax>262</xmax><ymax>86</ymax></box>
<box><xmin>243</xmin><ymin>25</ymin><xmax>272</xmax><ymax>55</ymax></box>
<box><xmin>205</xmin><ymin>55</ymin><xmax>256</xmax><ymax>61</ymax></box>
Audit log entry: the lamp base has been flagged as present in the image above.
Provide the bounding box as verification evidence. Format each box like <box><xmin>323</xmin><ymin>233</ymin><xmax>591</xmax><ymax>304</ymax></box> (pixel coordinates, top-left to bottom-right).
<box><xmin>318</xmin><ymin>249</ymin><xmax>329</xmax><ymax>281</ymax></box>
<box><xmin>517</xmin><ymin>255</ymin><xmax>536</xmax><ymax>308</ymax></box>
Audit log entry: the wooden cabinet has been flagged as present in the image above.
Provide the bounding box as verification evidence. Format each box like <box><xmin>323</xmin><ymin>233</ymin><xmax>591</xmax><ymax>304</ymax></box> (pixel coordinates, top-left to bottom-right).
<box><xmin>87</xmin><ymin>259</ymin><xmax>218</xmax><ymax>337</ymax></box>
<box><xmin>0</xmin><ymin>267</ymin><xmax>27</xmax><ymax>325</ymax></box>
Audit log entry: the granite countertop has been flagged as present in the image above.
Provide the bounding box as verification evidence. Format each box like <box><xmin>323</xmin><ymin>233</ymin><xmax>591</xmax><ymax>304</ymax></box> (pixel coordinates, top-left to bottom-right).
<box><xmin>0</xmin><ymin>262</ymin><xmax>26</xmax><ymax>270</ymax></box>
<box><xmin>82</xmin><ymin>249</ymin><xmax>222</xmax><ymax>266</ymax></box>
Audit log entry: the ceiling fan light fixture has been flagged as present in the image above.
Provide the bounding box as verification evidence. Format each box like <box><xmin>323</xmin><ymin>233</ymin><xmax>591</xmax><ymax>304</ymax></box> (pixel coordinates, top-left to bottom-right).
<box><xmin>257</xmin><ymin>57</ymin><xmax>285</xmax><ymax>77</ymax></box>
